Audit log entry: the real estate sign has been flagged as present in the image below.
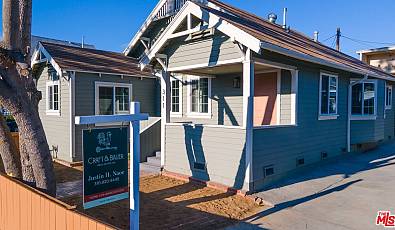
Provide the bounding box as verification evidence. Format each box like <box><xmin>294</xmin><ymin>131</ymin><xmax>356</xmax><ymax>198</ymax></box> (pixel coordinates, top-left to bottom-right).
<box><xmin>83</xmin><ymin>127</ymin><xmax>128</xmax><ymax>209</ymax></box>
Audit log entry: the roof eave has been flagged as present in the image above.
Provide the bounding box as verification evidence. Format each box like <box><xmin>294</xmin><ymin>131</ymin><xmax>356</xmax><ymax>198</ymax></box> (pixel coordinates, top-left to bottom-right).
<box><xmin>260</xmin><ymin>41</ymin><xmax>395</xmax><ymax>82</ymax></box>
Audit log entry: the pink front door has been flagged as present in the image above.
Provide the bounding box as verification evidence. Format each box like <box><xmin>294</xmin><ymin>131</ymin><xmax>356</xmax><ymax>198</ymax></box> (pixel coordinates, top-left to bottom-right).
<box><xmin>254</xmin><ymin>72</ymin><xmax>278</xmax><ymax>126</ymax></box>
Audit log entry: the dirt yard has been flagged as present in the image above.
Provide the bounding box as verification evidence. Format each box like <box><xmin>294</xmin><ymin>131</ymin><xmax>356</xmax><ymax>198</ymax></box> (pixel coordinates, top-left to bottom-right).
<box><xmin>55</xmin><ymin>163</ymin><xmax>263</xmax><ymax>230</ymax></box>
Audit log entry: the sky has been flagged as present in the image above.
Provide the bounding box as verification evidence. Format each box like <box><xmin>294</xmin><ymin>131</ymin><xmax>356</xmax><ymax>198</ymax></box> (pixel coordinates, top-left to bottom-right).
<box><xmin>1</xmin><ymin>0</ymin><xmax>394</xmax><ymax>58</ymax></box>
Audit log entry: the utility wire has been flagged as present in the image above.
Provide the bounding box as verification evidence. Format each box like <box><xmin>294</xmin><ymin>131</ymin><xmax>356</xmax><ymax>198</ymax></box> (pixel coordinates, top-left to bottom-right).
<box><xmin>321</xmin><ymin>34</ymin><xmax>336</xmax><ymax>43</ymax></box>
<box><xmin>342</xmin><ymin>34</ymin><xmax>395</xmax><ymax>46</ymax></box>
<box><xmin>341</xmin><ymin>36</ymin><xmax>372</xmax><ymax>48</ymax></box>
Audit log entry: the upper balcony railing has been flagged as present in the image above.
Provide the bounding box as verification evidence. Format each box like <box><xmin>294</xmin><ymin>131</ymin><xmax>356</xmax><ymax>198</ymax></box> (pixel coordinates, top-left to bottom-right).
<box><xmin>155</xmin><ymin>0</ymin><xmax>187</xmax><ymax>21</ymax></box>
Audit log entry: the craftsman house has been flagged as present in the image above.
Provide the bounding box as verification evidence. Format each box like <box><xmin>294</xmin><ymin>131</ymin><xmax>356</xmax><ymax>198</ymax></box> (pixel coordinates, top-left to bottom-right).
<box><xmin>32</xmin><ymin>42</ymin><xmax>161</xmax><ymax>164</ymax></box>
<box><xmin>358</xmin><ymin>46</ymin><xmax>395</xmax><ymax>76</ymax></box>
<box><xmin>124</xmin><ymin>0</ymin><xmax>395</xmax><ymax>193</ymax></box>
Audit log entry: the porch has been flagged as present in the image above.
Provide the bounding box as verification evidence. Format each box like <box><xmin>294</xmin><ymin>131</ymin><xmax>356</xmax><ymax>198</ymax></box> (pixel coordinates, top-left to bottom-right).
<box><xmin>160</xmin><ymin>54</ymin><xmax>299</xmax><ymax>192</ymax></box>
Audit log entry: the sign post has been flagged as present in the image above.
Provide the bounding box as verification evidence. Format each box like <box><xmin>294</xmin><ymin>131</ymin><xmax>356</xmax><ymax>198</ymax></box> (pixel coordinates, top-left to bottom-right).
<box><xmin>75</xmin><ymin>102</ymin><xmax>148</xmax><ymax>230</ymax></box>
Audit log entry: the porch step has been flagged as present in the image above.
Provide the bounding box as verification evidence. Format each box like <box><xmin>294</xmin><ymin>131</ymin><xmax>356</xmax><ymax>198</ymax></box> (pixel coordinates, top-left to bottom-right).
<box><xmin>140</xmin><ymin>162</ymin><xmax>161</xmax><ymax>174</ymax></box>
<box><xmin>147</xmin><ymin>156</ymin><xmax>161</xmax><ymax>166</ymax></box>
<box><xmin>155</xmin><ymin>151</ymin><xmax>161</xmax><ymax>158</ymax></box>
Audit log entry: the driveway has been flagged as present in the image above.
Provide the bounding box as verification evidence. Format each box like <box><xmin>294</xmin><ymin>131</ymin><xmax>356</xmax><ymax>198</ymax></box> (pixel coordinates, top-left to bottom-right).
<box><xmin>227</xmin><ymin>141</ymin><xmax>395</xmax><ymax>230</ymax></box>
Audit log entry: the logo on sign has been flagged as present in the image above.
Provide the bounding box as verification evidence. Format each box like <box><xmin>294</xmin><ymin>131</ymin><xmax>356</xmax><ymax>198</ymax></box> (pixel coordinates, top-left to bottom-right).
<box><xmin>376</xmin><ymin>211</ymin><xmax>395</xmax><ymax>228</ymax></box>
<box><xmin>96</xmin><ymin>131</ymin><xmax>118</xmax><ymax>153</ymax></box>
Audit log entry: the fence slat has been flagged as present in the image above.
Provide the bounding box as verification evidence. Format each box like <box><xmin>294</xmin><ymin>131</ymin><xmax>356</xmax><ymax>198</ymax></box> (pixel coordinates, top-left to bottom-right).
<box><xmin>80</xmin><ymin>215</ymin><xmax>90</xmax><ymax>229</ymax></box>
<box><xmin>49</xmin><ymin>201</ymin><xmax>56</xmax><ymax>229</ymax></box>
<box><xmin>20</xmin><ymin>188</ymin><xmax>28</xmax><ymax>230</ymax></box>
<box><xmin>56</xmin><ymin>205</ymin><xmax>67</xmax><ymax>230</ymax></box>
<box><xmin>31</xmin><ymin>193</ymin><xmax>41</xmax><ymax>229</ymax></box>
<box><xmin>42</xmin><ymin>196</ymin><xmax>50</xmax><ymax>230</ymax></box>
<box><xmin>88</xmin><ymin>219</ymin><xmax>97</xmax><ymax>230</ymax></box>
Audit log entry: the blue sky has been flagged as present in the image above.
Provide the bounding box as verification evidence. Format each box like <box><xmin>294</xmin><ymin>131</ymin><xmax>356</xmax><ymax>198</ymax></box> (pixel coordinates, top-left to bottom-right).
<box><xmin>1</xmin><ymin>0</ymin><xmax>394</xmax><ymax>57</ymax></box>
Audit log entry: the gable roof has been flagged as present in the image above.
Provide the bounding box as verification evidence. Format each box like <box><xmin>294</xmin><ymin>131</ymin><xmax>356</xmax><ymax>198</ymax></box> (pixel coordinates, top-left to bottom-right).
<box><xmin>34</xmin><ymin>42</ymin><xmax>152</xmax><ymax>77</ymax></box>
<box><xmin>129</xmin><ymin>0</ymin><xmax>394</xmax><ymax>80</ymax></box>
<box><xmin>203</xmin><ymin>0</ymin><xmax>394</xmax><ymax>80</ymax></box>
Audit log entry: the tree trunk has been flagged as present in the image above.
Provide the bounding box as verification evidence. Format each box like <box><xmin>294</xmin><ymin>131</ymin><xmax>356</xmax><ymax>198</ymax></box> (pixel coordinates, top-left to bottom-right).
<box><xmin>12</xmin><ymin>99</ymin><xmax>56</xmax><ymax>195</ymax></box>
<box><xmin>0</xmin><ymin>114</ymin><xmax>22</xmax><ymax>177</ymax></box>
<box><xmin>20</xmin><ymin>138</ymin><xmax>36</xmax><ymax>186</ymax></box>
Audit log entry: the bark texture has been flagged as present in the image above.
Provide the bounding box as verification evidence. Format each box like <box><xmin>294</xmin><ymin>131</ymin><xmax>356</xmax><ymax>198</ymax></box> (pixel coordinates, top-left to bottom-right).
<box><xmin>0</xmin><ymin>0</ymin><xmax>56</xmax><ymax>196</ymax></box>
<box><xmin>0</xmin><ymin>114</ymin><xmax>22</xmax><ymax>177</ymax></box>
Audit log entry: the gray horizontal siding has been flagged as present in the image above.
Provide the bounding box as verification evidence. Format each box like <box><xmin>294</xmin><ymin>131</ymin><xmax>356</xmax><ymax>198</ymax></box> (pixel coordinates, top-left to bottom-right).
<box><xmin>280</xmin><ymin>70</ymin><xmax>292</xmax><ymax>125</ymax></box>
<box><xmin>253</xmin><ymin>68</ymin><xmax>349</xmax><ymax>191</ymax></box>
<box><xmin>165</xmin><ymin>32</ymin><xmax>241</xmax><ymax>69</ymax></box>
<box><xmin>37</xmin><ymin>66</ymin><xmax>71</xmax><ymax>162</ymax></box>
<box><xmin>384</xmin><ymin>82</ymin><xmax>395</xmax><ymax>141</ymax></box>
<box><xmin>170</xmin><ymin>74</ymin><xmax>243</xmax><ymax>126</ymax></box>
<box><xmin>73</xmin><ymin>72</ymin><xmax>160</xmax><ymax>161</ymax></box>
<box><xmin>350</xmin><ymin>80</ymin><xmax>386</xmax><ymax>144</ymax></box>
<box><xmin>165</xmin><ymin>124</ymin><xmax>247</xmax><ymax>189</ymax></box>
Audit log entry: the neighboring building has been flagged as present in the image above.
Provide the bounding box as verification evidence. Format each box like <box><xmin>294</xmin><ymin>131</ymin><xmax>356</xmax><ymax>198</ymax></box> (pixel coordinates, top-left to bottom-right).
<box><xmin>125</xmin><ymin>0</ymin><xmax>395</xmax><ymax>192</ymax></box>
<box><xmin>31</xmin><ymin>35</ymin><xmax>96</xmax><ymax>50</ymax></box>
<box><xmin>358</xmin><ymin>46</ymin><xmax>395</xmax><ymax>76</ymax></box>
<box><xmin>32</xmin><ymin>42</ymin><xmax>161</xmax><ymax>164</ymax></box>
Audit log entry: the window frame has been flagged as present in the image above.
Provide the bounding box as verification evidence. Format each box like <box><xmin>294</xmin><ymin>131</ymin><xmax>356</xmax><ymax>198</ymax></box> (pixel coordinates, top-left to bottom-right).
<box><xmin>385</xmin><ymin>83</ymin><xmax>392</xmax><ymax>110</ymax></box>
<box><xmin>318</xmin><ymin>72</ymin><xmax>339</xmax><ymax>120</ymax></box>
<box><xmin>350</xmin><ymin>79</ymin><xmax>378</xmax><ymax>120</ymax></box>
<box><xmin>170</xmin><ymin>76</ymin><xmax>183</xmax><ymax>117</ymax></box>
<box><xmin>94</xmin><ymin>82</ymin><xmax>132</xmax><ymax>115</ymax></box>
<box><xmin>46</xmin><ymin>80</ymin><xmax>60</xmax><ymax>116</ymax></box>
<box><xmin>186</xmin><ymin>75</ymin><xmax>212</xmax><ymax>118</ymax></box>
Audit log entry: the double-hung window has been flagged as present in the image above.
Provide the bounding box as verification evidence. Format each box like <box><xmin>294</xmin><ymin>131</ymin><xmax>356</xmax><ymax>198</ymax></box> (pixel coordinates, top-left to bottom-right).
<box><xmin>385</xmin><ymin>83</ymin><xmax>392</xmax><ymax>110</ymax></box>
<box><xmin>95</xmin><ymin>82</ymin><xmax>132</xmax><ymax>115</ymax></box>
<box><xmin>171</xmin><ymin>78</ymin><xmax>182</xmax><ymax>116</ymax></box>
<box><xmin>46</xmin><ymin>81</ymin><xmax>60</xmax><ymax>115</ymax></box>
<box><xmin>187</xmin><ymin>76</ymin><xmax>211</xmax><ymax>117</ymax></box>
<box><xmin>319</xmin><ymin>73</ymin><xmax>338</xmax><ymax>120</ymax></box>
<box><xmin>351</xmin><ymin>80</ymin><xmax>377</xmax><ymax>119</ymax></box>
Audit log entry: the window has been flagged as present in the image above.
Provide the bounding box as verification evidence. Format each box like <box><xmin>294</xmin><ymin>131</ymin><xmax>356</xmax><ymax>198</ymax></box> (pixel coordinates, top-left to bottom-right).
<box><xmin>187</xmin><ymin>76</ymin><xmax>211</xmax><ymax>117</ymax></box>
<box><xmin>95</xmin><ymin>82</ymin><xmax>132</xmax><ymax>115</ymax></box>
<box><xmin>385</xmin><ymin>83</ymin><xmax>392</xmax><ymax>110</ymax></box>
<box><xmin>46</xmin><ymin>81</ymin><xmax>60</xmax><ymax>115</ymax></box>
<box><xmin>319</xmin><ymin>73</ymin><xmax>338</xmax><ymax>119</ymax></box>
<box><xmin>171</xmin><ymin>79</ymin><xmax>182</xmax><ymax>116</ymax></box>
<box><xmin>351</xmin><ymin>80</ymin><xmax>377</xmax><ymax>118</ymax></box>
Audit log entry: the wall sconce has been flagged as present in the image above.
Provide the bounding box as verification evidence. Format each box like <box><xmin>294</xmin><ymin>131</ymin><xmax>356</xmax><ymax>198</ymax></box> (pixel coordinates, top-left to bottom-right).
<box><xmin>233</xmin><ymin>76</ymin><xmax>241</xmax><ymax>88</ymax></box>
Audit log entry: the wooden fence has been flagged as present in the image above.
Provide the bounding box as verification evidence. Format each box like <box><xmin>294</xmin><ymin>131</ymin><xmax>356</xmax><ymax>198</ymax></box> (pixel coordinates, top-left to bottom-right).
<box><xmin>0</xmin><ymin>174</ymin><xmax>118</xmax><ymax>230</ymax></box>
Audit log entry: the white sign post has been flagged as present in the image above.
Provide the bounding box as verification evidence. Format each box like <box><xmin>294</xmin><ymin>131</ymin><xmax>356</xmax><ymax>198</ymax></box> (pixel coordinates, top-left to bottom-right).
<box><xmin>75</xmin><ymin>102</ymin><xmax>148</xmax><ymax>230</ymax></box>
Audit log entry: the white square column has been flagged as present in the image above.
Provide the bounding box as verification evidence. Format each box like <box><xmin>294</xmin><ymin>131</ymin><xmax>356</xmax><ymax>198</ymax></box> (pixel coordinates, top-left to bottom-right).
<box><xmin>242</xmin><ymin>48</ymin><xmax>254</xmax><ymax>191</ymax></box>
<box><xmin>160</xmin><ymin>70</ymin><xmax>171</xmax><ymax>168</ymax></box>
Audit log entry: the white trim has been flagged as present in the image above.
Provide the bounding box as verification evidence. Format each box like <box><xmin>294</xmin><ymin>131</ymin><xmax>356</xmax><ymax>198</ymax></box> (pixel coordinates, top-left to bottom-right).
<box><xmin>186</xmin><ymin>75</ymin><xmax>212</xmax><ymax>118</ymax></box>
<box><xmin>276</xmin><ymin>70</ymin><xmax>281</xmax><ymax>125</ymax></box>
<box><xmin>253</xmin><ymin>124</ymin><xmax>297</xmax><ymax>130</ymax></box>
<box><xmin>140</xmin><ymin>1</ymin><xmax>261</xmax><ymax>69</ymax></box>
<box><xmin>167</xmin><ymin>58</ymin><xmax>244</xmax><ymax>72</ymax></box>
<box><xmin>94</xmin><ymin>81</ymin><xmax>133</xmax><ymax>115</ymax></box>
<box><xmin>46</xmin><ymin>80</ymin><xmax>61</xmax><ymax>116</ymax></box>
<box><xmin>33</xmin><ymin>43</ymin><xmax>63</xmax><ymax>77</ymax></box>
<box><xmin>66</xmin><ymin>70</ymin><xmax>156</xmax><ymax>79</ymax></box>
<box><xmin>318</xmin><ymin>72</ymin><xmax>339</xmax><ymax>119</ymax></box>
<box><xmin>350</xmin><ymin>79</ymin><xmax>378</xmax><ymax>118</ymax></box>
<box><xmin>160</xmin><ymin>70</ymin><xmax>171</xmax><ymax>168</ymax></box>
<box><xmin>385</xmin><ymin>83</ymin><xmax>392</xmax><ymax>110</ymax></box>
<box><xmin>69</xmin><ymin>72</ymin><xmax>76</xmax><ymax>159</ymax></box>
<box><xmin>140</xmin><ymin>117</ymin><xmax>162</xmax><ymax>133</ymax></box>
<box><xmin>260</xmin><ymin>41</ymin><xmax>395</xmax><ymax>82</ymax></box>
<box><xmin>170</xmin><ymin>77</ymin><xmax>183</xmax><ymax>117</ymax></box>
<box><xmin>254</xmin><ymin>58</ymin><xmax>297</xmax><ymax>71</ymax></box>
<box><xmin>291</xmin><ymin>70</ymin><xmax>299</xmax><ymax>125</ymax></box>
<box><xmin>166</xmin><ymin>122</ymin><xmax>244</xmax><ymax>129</ymax></box>
<box><xmin>318</xmin><ymin>115</ymin><xmax>339</xmax><ymax>120</ymax></box>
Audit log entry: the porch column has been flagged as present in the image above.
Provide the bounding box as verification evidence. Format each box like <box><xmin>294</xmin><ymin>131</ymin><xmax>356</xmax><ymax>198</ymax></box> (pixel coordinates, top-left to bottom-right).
<box><xmin>243</xmin><ymin>48</ymin><xmax>254</xmax><ymax>191</ymax></box>
<box><xmin>160</xmin><ymin>70</ymin><xmax>171</xmax><ymax>168</ymax></box>
<box><xmin>290</xmin><ymin>70</ymin><xmax>299</xmax><ymax>125</ymax></box>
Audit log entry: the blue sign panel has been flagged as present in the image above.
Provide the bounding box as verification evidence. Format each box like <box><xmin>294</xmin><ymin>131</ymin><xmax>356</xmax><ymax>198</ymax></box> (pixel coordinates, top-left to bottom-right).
<box><xmin>83</xmin><ymin>127</ymin><xmax>128</xmax><ymax>209</ymax></box>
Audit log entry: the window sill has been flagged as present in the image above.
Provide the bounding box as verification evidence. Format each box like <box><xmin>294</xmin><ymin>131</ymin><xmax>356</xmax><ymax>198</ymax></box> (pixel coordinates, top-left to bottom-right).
<box><xmin>318</xmin><ymin>115</ymin><xmax>339</xmax><ymax>120</ymax></box>
<box><xmin>170</xmin><ymin>113</ymin><xmax>183</xmax><ymax>118</ymax></box>
<box><xmin>186</xmin><ymin>113</ymin><xmax>212</xmax><ymax>119</ymax></box>
<box><xmin>350</xmin><ymin>115</ymin><xmax>377</xmax><ymax>121</ymax></box>
<box><xmin>46</xmin><ymin>110</ymin><xmax>60</xmax><ymax>116</ymax></box>
<box><xmin>253</xmin><ymin>124</ymin><xmax>297</xmax><ymax>129</ymax></box>
<box><xmin>385</xmin><ymin>106</ymin><xmax>392</xmax><ymax>110</ymax></box>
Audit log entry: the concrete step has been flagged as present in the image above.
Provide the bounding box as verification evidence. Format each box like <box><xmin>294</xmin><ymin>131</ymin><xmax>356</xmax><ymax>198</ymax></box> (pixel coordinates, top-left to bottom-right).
<box><xmin>147</xmin><ymin>156</ymin><xmax>161</xmax><ymax>166</ymax></box>
<box><xmin>155</xmin><ymin>151</ymin><xmax>161</xmax><ymax>158</ymax></box>
<box><xmin>140</xmin><ymin>162</ymin><xmax>161</xmax><ymax>174</ymax></box>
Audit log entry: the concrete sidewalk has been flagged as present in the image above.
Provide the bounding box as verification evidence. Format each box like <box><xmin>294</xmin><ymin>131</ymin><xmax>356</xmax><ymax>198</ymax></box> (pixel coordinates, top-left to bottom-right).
<box><xmin>226</xmin><ymin>141</ymin><xmax>395</xmax><ymax>230</ymax></box>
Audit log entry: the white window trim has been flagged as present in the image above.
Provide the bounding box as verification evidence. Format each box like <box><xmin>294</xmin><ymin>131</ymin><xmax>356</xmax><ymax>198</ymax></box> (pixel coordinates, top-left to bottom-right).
<box><xmin>385</xmin><ymin>83</ymin><xmax>392</xmax><ymax>110</ymax></box>
<box><xmin>46</xmin><ymin>80</ymin><xmax>60</xmax><ymax>116</ymax></box>
<box><xmin>350</xmin><ymin>79</ymin><xmax>378</xmax><ymax>120</ymax></box>
<box><xmin>186</xmin><ymin>75</ymin><xmax>212</xmax><ymax>119</ymax></box>
<box><xmin>318</xmin><ymin>72</ymin><xmax>338</xmax><ymax>120</ymax></box>
<box><xmin>170</xmin><ymin>76</ymin><xmax>183</xmax><ymax>118</ymax></box>
<box><xmin>94</xmin><ymin>81</ymin><xmax>133</xmax><ymax>115</ymax></box>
